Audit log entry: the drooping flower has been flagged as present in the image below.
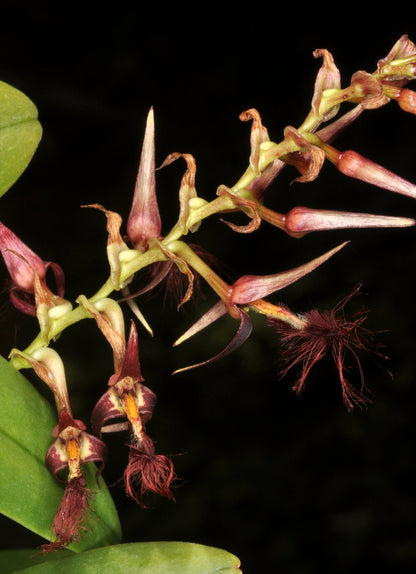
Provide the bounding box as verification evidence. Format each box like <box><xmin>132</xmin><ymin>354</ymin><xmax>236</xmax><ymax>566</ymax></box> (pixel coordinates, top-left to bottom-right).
<box><xmin>91</xmin><ymin>320</ymin><xmax>176</xmax><ymax>505</ymax></box>
<box><xmin>269</xmin><ymin>285</ymin><xmax>385</xmax><ymax>411</ymax></box>
<box><xmin>42</xmin><ymin>410</ymin><xmax>107</xmax><ymax>552</ymax></box>
<box><xmin>0</xmin><ymin>220</ymin><xmax>65</xmax><ymax>316</ymax></box>
<box><xmin>9</xmin><ymin>346</ymin><xmax>107</xmax><ymax>552</ymax></box>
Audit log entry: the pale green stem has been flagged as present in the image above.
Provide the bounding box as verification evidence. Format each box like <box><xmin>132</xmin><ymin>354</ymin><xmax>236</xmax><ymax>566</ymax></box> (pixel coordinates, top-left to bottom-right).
<box><xmin>166</xmin><ymin>240</ymin><xmax>232</xmax><ymax>302</ymax></box>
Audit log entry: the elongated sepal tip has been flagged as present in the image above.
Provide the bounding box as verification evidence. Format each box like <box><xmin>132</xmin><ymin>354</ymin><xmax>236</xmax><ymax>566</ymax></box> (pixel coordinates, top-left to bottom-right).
<box><xmin>127</xmin><ymin>107</ymin><xmax>162</xmax><ymax>251</ymax></box>
<box><xmin>284</xmin><ymin>206</ymin><xmax>415</xmax><ymax>234</ymax></box>
<box><xmin>337</xmin><ymin>150</ymin><xmax>416</xmax><ymax>199</ymax></box>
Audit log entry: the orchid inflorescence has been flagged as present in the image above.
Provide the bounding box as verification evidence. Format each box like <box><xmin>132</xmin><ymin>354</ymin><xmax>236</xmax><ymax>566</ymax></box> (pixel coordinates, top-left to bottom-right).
<box><xmin>1</xmin><ymin>35</ymin><xmax>416</xmax><ymax>551</ymax></box>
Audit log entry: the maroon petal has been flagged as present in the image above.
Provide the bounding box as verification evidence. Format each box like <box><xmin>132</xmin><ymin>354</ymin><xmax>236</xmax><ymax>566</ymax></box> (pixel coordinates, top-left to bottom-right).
<box><xmin>116</xmin><ymin>320</ymin><xmax>143</xmax><ymax>383</ymax></box>
<box><xmin>45</xmin><ymin>261</ymin><xmax>66</xmax><ymax>298</ymax></box>
<box><xmin>91</xmin><ymin>387</ymin><xmax>126</xmax><ymax>437</ymax></box>
<box><xmin>9</xmin><ymin>286</ymin><xmax>37</xmax><ymax>315</ymax></box>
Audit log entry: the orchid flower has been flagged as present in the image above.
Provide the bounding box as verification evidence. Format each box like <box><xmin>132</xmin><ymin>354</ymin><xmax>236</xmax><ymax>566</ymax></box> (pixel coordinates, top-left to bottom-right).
<box><xmin>9</xmin><ymin>346</ymin><xmax>107</xmax><ymax>552</ymax></box>
<box><xmin>172</xmin><ymin>241</ymin><xmax>348</xmax><ymax>373</ymax></box>
<box><xmin>90</xmin><ymin>320</ymin><xmax>175</xmax><ymax>506</ymax></box>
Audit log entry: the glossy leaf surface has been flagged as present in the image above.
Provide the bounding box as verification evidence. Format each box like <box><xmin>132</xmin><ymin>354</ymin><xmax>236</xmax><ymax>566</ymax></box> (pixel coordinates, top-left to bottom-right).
<box><xmin>0</xmin><ymin>81</ymin><xmax>42</xmax><ymax>197</ymax></box>
<box><xmin>0</xmin><ymin>542</ymin><xmax>242</xmax><ymax>573</ymax></box>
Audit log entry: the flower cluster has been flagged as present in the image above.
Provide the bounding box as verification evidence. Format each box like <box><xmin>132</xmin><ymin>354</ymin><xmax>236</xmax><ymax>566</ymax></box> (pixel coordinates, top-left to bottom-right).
<box><xmin>1</xmin><ymin>35</ymin><xmax>416</xmax><ymax>550</ymax></box>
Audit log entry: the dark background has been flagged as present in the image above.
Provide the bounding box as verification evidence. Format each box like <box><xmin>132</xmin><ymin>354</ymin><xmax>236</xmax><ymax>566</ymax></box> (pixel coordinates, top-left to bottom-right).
<box><xmin>1</xmin><ymin>4</ymin><xmax>416</xmax><ymax>573</ymax></box>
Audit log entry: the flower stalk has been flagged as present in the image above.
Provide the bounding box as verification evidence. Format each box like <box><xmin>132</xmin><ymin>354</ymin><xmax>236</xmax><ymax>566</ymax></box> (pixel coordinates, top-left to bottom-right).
<box><xmin>3</xmin><ymin>35</ymin><xmax>416</xmax><ymax>553</ymax></box>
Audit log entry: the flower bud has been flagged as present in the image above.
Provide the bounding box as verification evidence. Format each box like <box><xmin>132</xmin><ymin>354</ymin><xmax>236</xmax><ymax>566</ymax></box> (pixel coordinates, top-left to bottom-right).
<box><xmin>0</xmin><ymin>220</ymin><xmax>66</xmax><ymax>316</ymax></box>
<box><xmin>0</xmin><ymin>220</ymin><xmax>46</xmax><ymax>292</ymax></box>
<box><xmin>127</xmin><ymin>107</ymin><xmax>162</xmax><ymax>252</ymax></box>
<box><xmin>324</xmin><ymin>147</ymin><xmax>416</xmax><ymax>199</ymax></box>
<box><xmin>389</xmin><ymin>87</ymin><xmax>416</xmax><ymax>114</ymax></box>
<box><xmin>230</xmin><ymin>242</ymin><xmax>347</xmax><ymax>305</ymax></box>
<box><xmin>283</xmin><ymin>206</ymin><xmax>414</xmax><ymax>236</ymax></box>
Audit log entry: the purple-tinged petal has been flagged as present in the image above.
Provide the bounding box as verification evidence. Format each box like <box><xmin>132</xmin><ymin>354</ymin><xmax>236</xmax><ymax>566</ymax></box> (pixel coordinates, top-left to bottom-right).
<box><xmin>127</xmin><ymin>108</ymin><xmax>161</xmax><ymax>252</ymax></box>
<box><xmin>311</xmin><ymin>48</ymin><xmax>341</xmax><ymax>121</ymax></box>
<box><xmin>173</xmin><ymin>300</ymin><xmax>228</xmax><ymax>347</ymax></box>
<box><xmin>9</xmin><ymin>287</ymin><xmax>37</xmax><ymax>316</ymax></box>
<box><xmin>90</xmin><ymin>387</ymin><xmax>125</xmax><ymax>437</ymax></box>
<box><xmin>246</xmin><ymin>158</ymin><xmax>286</xmax><ymax>200</ymax></box>
<box><xmin>116</xmin><ymin>320</ymin><xmax>143</xmax><ymax>383</ymax></box>
<box><xmin>46</xmin><ymin>411</ymin><xmax>107</xmax><ymax>481</ymax></box>
<box><xmin>323</xmin><ymin>146</ymin><xmax>416</xmax><ymax>199</ymax></box>
<box><xmin>239</xmin><ymin>108</ymin><xmax>270</xmax><ymax>176</ymax></box>
<box><xmin>45</xmin><ymin>437</ymin><xmax>69</xmax><ymax>482</ymax></box>
<box><xmin>78</xmin><ymin>432</ymin><xmax>108</xmax><ymax>478</ymax></box>
<box><xmin>377</xmin><ymin>35</ymin><xmax>416</xmax><ymax>86</ymax></box>
<box><xmin>230</xmin><ymin>242</ymin><xmax>348</xmax><ymax>305</ymax></box>
<box><xmin>316</xmin><ymin>105</ymin><xmax>363</xmax><ymax>143</ymax></box>
<box><xmin>45</xmin><ymin>261</ymin><xmax>66</xmax><ymax>298</ymax></box>
<box><xmin>173</xmin><ymin>308</ymin><xmax>253</xmax><ymax>374</ymax></box>
<box><xmin>283</xmin><ymin>206</ymin><xmax>415</xmax><ymax>236</ymax></box>
<box><xmin>0</xmin><ymin>220</ymin><xmax>46</xmax><ymax>292</ymax></box>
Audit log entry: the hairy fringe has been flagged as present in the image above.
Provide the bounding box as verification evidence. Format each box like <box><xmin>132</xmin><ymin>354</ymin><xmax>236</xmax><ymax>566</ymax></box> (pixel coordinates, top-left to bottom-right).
<box><xmin>270</xmin><ymin>287</ymin><xmax>385</xmax><ymax>410</ymax></box>
<box><xmin>124</xmin><ymin>434</ymin><xmax>176</xmax><ymax>506</ymax></box>
<box><xmin>40</xmin><ymin>475</ymin><xmax>92</xmax><ymax>553</ymax></box>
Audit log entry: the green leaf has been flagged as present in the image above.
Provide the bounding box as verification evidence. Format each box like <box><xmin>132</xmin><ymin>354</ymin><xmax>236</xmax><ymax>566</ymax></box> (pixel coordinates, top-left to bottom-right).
<box><xmin>0</xmin><ymin>81</ymin><xmax>42</xmax><ymax>197</ymax></box>
<box><xmin>0</xmin><ymin>542</ymin><xmax>242</xmax><ymax>573</ymax></box>
<box><xmin>0</xmin><ymin>356</ymin><xmax>122</xmax><ymax>551</ymax></box>
<box><xmin>0</xmin><ymin>548</ymin><xmax>73</xmax><ymax>574</ymax></box>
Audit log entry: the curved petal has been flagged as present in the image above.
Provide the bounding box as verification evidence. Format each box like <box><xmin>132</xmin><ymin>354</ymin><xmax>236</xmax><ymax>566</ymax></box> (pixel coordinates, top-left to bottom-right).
<box><xmin>231</xmin><ymin>242</ymin><xmax>348</xmax><ymax>305</ymax></box>
<box><xmin>90</xmin><ymin>387</ymin><xmax>125</xmax><ymax>437</ymax></box>
<box><xmin>173</xmin><ymin>308</ymin><xmax>253</xmax><ymax>374</ymax></box>
<box><xmin>173</xmin><ymin>300</ymin><xmax>228</xmax><ymax>347</ymax></box>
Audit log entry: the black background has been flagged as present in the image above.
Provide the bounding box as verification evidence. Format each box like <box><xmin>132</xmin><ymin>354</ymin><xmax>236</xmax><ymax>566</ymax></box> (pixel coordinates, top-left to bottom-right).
<box><xmin>1</xmin><ymin>4</ymin><xmax>416</xmax><ymax>573</ymax></box>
